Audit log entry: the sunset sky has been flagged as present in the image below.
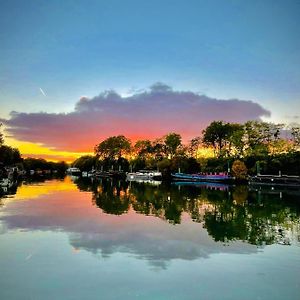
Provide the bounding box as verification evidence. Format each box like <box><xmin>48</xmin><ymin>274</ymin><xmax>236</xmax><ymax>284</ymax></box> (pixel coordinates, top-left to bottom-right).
<box><xmin>1</xmin><ymin>0</ymin><xmax>299</xmax><ymax>162</ymax></box>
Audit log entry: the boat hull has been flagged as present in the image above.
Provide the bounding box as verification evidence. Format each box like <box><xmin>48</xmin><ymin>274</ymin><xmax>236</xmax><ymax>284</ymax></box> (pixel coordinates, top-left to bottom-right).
<box><xmin>249</xmin><ymin>175</ymin><xmax>300</xmax><ymax>187</ymax></box>
<box><xmin>126</xmin><ymin>171</ymin><xmax>162</xmax><ymax>181</ymax></box>
<box><xmin>171</xmin><ymin>173</ymin><xmax>234</xmax><ymax>183</ymax></box>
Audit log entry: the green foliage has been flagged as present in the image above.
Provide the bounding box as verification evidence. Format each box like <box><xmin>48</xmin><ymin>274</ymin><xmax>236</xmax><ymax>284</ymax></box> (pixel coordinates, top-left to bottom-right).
<box><xmin>202</xmin><ymin>121</ymin><xmax>228</xmax><ymax>156</ymax></box>
<box><xmin>93</xmin><ymin>179</ymin><xmax>130</xmax><ymax>215</ymax></box>
<box><xmin>227</xmin><ymin>123</ymin><xmax>245</xmax><ymax>157</ymax></box>
<box><xmin>202</xmin><ymin>121</ymin><xmax>243</xmax><ymax>157</ymax></box>
<box><xmin>291</xmin><ymin>126</ymin><xmax>300</xmax><ymax>148</ymax></box>
<box><xmin>164</xmin><ymin>133</ymin><xmax>182</xmax><ymax>158</ymax></box>
<box><xmin>243</xmin><ymin>121</ymin><xmax>284</xmax><ymax>156</ymax></box>
<box><xmin>95</xmin><ymin>135</ymin><xmax>131</xmax><ymax>159</ymax></box>
<box><xmin>202</xmin><ymin>157</ymin><xmax>230</xmax><ymax>173</ymax></box>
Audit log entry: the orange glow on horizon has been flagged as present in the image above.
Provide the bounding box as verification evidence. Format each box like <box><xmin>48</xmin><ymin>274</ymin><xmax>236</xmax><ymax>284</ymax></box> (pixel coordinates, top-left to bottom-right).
<box><xmin>4</xmin><ymin>135</ymin><xmax>214</xmax><ymax>162</ymax></box>
<box><xmin>5</xmin><ymin>137</ymin><xmax>92</xmax><ymax>162</ymax></box>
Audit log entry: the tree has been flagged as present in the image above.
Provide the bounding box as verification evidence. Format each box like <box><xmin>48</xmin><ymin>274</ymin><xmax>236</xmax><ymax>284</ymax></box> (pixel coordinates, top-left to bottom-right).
<box><xmin>202</xmin><ymin>121</ymin><xmax>232</xmax><ymax>157</ymax></box>
<box><xmin>54</xmin><ymin>161</ymin><xmax>68</xmax><ymax>174</ymax></box>
<box><xmin>0</xmin><ymin>123</ymin><xmax>4</xmax><ymax>146</ymax></box>
<box><xmin>231</xmin><ymin>160</ymin><xmax>248</xmax><ymax>180</ymax></box>
<box><xmin>243</xmin><ymin>121</ymin><xmax>285</xmax><ymax>156</ymax></box>
<box><xmin>227</xmin><ymin>123</ymin><xmax>245</xmax><ymax>157</ymax></box>
<box><xmin>151</xmin><ymin>138</ymin><xmax>166</xmax><ymax>160</ymax></box>
<box><xmin>133</xmin><ymin>139</ymin><xmax>152</xmax><ymax>159</ymax></box>
<box><xmin>187</xmin><ymin>136</ymin><xmax>202</xmax><ymax>158</ymax></box>
<box><xmin>291</xmin><ymin>126</ymin><xmax>300</xmax><ymax>149</ymax></box>
<box><xmin>72</xmin><ymin>155</ymin><xmax>98</xmax><ymax>171</ymax></box>
<box><xmin>94</xmin><ymin>135</ymin><xmax>131</xmax><ymax>160</ymax></box>
<box><xmin>164</xmin><ymin>133</ymin><xmax>182</xmax><ymax>158</ymax></box>
<box><xmin>0</xmin><ymin>145</ymin><xmax>22</xmax><ymax>165</ymax></box>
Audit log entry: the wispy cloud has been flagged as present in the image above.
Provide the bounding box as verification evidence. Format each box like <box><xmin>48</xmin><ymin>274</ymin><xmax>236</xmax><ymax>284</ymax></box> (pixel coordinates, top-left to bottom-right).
<box><xmin>2</xmin><ymin>83</ymin><xmax>270</xmax><ymax>152</ymax></box>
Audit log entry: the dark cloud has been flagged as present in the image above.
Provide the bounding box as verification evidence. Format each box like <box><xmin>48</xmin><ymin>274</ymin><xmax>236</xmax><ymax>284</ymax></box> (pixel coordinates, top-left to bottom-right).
<box><xmin>1</xmin><ymin>83</ymin><xmax>270</xmax><ymax>151</ymax></box>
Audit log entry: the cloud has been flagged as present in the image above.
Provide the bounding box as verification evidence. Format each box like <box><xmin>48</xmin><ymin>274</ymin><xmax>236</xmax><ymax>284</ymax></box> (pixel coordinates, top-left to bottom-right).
<box><xmin>2</xmin><ymin>83</ymin><xmax>270</xmax><ymax>152</ymax></box>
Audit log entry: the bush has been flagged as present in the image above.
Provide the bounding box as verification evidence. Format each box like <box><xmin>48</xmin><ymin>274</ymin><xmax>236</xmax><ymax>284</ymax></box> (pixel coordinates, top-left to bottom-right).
<box><xmin>232</xmin><ymin>160</ymin><xmax>248</xmax><ymax>180</ymax></box>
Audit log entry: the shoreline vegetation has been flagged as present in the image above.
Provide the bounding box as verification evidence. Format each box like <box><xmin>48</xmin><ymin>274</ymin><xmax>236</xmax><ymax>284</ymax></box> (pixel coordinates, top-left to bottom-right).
<box><xmin>1</xmin><ymin>120</ymin><xmax>300</xmax><ymax>181</ymax></box>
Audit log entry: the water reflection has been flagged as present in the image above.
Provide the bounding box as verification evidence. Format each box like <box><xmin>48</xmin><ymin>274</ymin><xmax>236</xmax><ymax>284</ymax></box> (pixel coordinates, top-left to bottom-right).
<box><xmin>75</xmin><ymin>177</ymin><xmax>300</xmax><ymax>246</ymax></box>
<box><xmin>0</xmin><ymin>177</ymin><xmax>299</xmax><ymax>269</ymax></box>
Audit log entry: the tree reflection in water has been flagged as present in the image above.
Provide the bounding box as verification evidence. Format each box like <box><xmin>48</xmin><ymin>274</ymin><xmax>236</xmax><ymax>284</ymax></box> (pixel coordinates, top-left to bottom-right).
<box><xmin>74</xmin><ymin>178</ymin><xmax>300</xmax><ymax>246</ymax></box>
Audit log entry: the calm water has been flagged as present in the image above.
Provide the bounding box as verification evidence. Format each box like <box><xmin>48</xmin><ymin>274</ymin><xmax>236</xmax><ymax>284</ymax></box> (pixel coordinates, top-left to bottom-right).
<box><xmin>0</xmin><ymin>177</ymin><xmax>299</xmax><ymax>300</ymax></box>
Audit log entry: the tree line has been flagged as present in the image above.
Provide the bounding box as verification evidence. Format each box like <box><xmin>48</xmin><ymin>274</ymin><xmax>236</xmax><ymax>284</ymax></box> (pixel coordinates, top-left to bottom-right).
<box><xmin>1</xmin><ymin>120</ymin><xmax>300</xmax><ymax>176</ymax></box>
<box><xmin>0</xmin><ymin>123</ymin><xmax>67</xmax><ymax>175</ymax></box>
<box><xmin>72</xmin><ymin>120</ymin><xmax>300</xmax><ymax>176</ymax></box>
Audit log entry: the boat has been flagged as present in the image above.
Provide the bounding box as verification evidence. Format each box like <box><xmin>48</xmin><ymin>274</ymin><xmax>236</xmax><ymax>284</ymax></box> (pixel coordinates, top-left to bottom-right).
<box><xmin>0</xmin><ymin>178</ymin><xmax>13</xmax><ymax>188</ymax></box>
<box><xmin>249</xmin><ymin>174</ymin><xmax>300</xmax><ymax>187</ymax></box>
<box><xmin>171</xmin><ymin>172</ymin><xmax>234</xmax><ymax>183</ymax></box>
<box><xmin>92</xmin><ymin>170</ymin><xmax>125</xmax><ymax>179</ymax></box>
<box><xmin>126</xmin><ymin>170</ymin><xmax>162</xmax><ymax>181</ymax></box>
<box><xmin>82</xmin><ymin>171</ymin><xmax>97</xmax><ymax>178</ymax></box>
<box><xmin>66</xmin><ymin>167</ymin><xmax>81</xmax><ymax>176</ymax></box>
<box><xmin>0</xmin><ymin>178</ymin><xmax>16</xmax><ymax>193</ymax></box>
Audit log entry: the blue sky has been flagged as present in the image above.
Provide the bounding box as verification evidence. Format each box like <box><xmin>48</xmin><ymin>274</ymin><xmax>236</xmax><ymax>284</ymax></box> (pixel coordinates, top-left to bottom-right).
<box><xmin>0</xmin><ymin>0</ymin><xmax>300</xmax><ymax>123</ymax></box>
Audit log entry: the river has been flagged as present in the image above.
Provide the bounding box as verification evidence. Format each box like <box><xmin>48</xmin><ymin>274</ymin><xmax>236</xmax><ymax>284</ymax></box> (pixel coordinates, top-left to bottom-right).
<box><xmin>0</xmin><ymin>176</ymin><xmax>299</xmax><ymax>300</ymax></box>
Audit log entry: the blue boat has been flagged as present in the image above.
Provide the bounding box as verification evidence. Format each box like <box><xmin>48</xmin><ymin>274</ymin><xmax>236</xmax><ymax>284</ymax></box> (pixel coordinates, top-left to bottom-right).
<box><xmin>171</xmin><ymin>172</ymin><xmax>234</xmax><ymax>183</ymax></box>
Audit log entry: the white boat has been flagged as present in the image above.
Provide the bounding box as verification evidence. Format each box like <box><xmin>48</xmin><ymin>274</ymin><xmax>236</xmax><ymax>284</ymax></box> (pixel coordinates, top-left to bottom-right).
<box><xmin>126</xmin><ymin>170</ymin><xmax>162</xmax><ymax>181</ymax></box>
<box><xmin>0</xmin><ymin>178</ymin><xmax>14</xmax><ymax>189</ymax></box>
<box><xmin>82</xmin><ymin>171</ymin><xmax>95</xmax><ymax>177</ymax></box>
<box><xmin>66</xmin><ymin>167</ymin><xmax>81</xmax><ymax>176</ymax></box>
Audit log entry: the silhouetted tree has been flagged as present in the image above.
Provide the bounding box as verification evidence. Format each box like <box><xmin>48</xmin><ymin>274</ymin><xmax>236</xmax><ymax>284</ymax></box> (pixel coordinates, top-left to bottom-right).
<box><xmin>187</xmin><ymin>136</ymin><xmax>202</xmax><ymax>158</ymax></box>
<box><xmin>133</xmin><ymin>139</ymin><xmax>152</xmax><ymax>159</ymax></box>
<box><xmin>95</xmin><ymin>135</ymin><xmax>131</xmax><ymax>160</ymax></box>
<box><xmin>0</xmin><ymin>123</ymin><xmax>4</xmax><ymax>146</ymax></box>
<box><xmin>202</xmin><ymin>121</ymin><xmax>233</xmax><ymax>157</ymax></box>
<box><xmin>72</xmin><ymin>155</ymin><xmax>98</xmax><ymax>171</ymax></box>
<box><xmin>164</xmin><ymin>133</ymin><xmax>182</xmax><ymax>158</ymax></box>
<box><xmin>0</xmin><ymin>145</ymin><xmax>22</xmax><ymax>165</ymax></box>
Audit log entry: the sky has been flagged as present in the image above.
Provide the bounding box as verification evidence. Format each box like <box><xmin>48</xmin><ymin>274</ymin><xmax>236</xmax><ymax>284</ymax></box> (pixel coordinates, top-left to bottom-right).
<box><xmin>0</xmin><ymin>0</ymin><xmax>299</xmax><ymax>161</ymax></box>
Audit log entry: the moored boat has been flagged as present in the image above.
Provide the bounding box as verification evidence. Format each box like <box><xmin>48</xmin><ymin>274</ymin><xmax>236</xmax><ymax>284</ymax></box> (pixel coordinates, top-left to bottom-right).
<box><xmin>171</xmin><ymin>172</ymin><xmax>234</xmax><ymax>183</ymax></box>
<box><xmin>66</xmin><ymin>167</ymin><xmax>81</xmax><ymax>176</ymax></box>
<box><xmin>126</xmin><ymin>170</ymin><xmax>162</xmax><ymax>181</ymax></box>
<box><xmin>0</xmin><ymin>178</ymin><xmax>13</xmax><ymax>188</ymax></box>
<box><xmin>249</xmin><ymin>174</ymin><xmax>300</xmax><ymax>187</ymax></box>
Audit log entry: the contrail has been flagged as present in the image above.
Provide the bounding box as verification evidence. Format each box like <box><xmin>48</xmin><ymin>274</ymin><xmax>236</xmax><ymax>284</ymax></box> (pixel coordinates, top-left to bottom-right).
<box><xmin>25</xmin><ymin>254</ymin><xmax>33</xmax><ymax>260</ymax></box>
<box><xmin>39</xmin><ymin>87</ymin><xmax>46</xmax><ymax>97</ymax></box>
